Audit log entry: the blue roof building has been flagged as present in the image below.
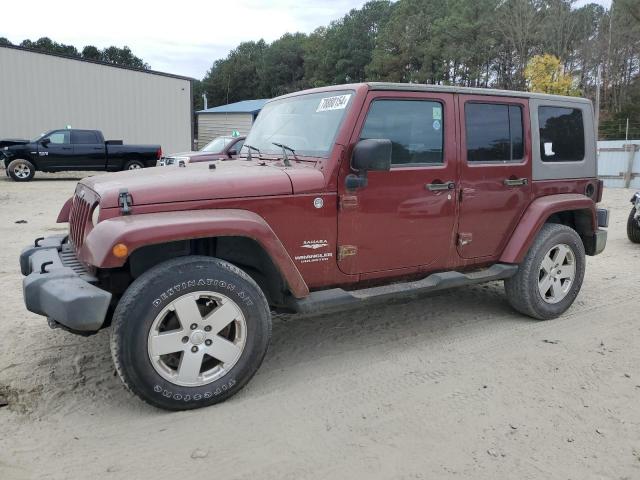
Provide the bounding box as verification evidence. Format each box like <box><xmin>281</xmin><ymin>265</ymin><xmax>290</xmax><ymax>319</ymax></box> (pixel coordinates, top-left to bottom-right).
<box><xmin>196</xmin><ymin>99</ymin><xmax>269</xmax><ymax>146</ymax></box>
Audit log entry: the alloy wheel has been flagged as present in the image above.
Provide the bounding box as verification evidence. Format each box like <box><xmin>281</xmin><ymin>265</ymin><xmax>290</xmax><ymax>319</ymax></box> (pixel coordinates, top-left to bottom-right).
<box><xmin>147</xmin><ymin>291</ymin><xmax>247</xmax><ymax>387</ymax></box>
<box><xmin>538</xmin><ymin>243</ymin><xmax>576</xmax><ymax>304</ymax></box>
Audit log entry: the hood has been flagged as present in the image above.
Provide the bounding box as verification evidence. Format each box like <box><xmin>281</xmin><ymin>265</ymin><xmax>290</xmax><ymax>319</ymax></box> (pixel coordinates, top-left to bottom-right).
<box><xmin>81</xmin><ymin>161</ymin><xmax>325</xmax><ymax>209</ymax></box>
<box><xmin>167</xmin><ymin>150</ymin><xmax>225</xmax><ymax>159</ymax></box>
<box><xmin>0</xmin><ymin>139</ymin><xmax>30</xmax><ymax>149</ymax></box>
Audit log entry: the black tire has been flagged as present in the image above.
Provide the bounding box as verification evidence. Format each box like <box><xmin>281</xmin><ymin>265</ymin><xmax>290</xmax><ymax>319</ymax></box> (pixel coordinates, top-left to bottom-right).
<box><xmin>110</xmin><ymin>256</ymin><xmax>271</xmax><ymax>410</ymax></box>
<box><xmin>7</xmin><ymin>159</ymin><xmax>36</xmax><ymax>182</ymax></box>
<box><xmin>123</xmin><ymin>159</ymin><xmax>145</xmax><ymax>170</ymax></box>
<box><xmin>504</xmin><ymin>223</ymin><xmax>585</xmax><ymax>320</ymax></box>
<box><xmin>627</xmin><ymin>208</ymin><xmax>640</xmax><ymax>243</ymax></box>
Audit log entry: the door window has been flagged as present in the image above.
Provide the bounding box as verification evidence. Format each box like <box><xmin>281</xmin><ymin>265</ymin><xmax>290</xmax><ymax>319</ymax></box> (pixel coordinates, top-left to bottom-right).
<box><xmin>465</xmin><ymin>103</ymin><xmax>523</xmax><ymax>162</ymax></box>
<box><xmin>538</xmin><ymin>106</ymin><xmax>585</xmax><ymax>162</ymax></box>
<box><xmin>46</xmin><ymin>131</ymin><xmax>70</xmax><ymax>144</ymax></box>
<box><xmin>72</xmin><ymin>130</ymin><xmax>99</xmax><ymax>144</ymax></box>
<box><xmin>360</xmin><ymin>99</ymin><xmax>444</xmax><ymax>165</ymax></box>
<box><xmin>230</xmin><ymin>139</ymin><xmax>244</xmax><ymax>154</ymax></box>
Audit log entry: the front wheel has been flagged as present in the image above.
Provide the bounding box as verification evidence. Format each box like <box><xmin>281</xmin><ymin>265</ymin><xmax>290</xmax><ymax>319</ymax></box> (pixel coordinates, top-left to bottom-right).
<box><xmin>7</xmin><ymin>159</ymin><xmax>36</xmax><ymax>181</ymax></box>
<box><xmin>505</xmin><ymin>223</ymin><xmax>585</xmax><ymax>320</ymax></box>
<box><xmin>123</xmin><ymin>159</ymin><xmax>145</xmax><ymax>170</ymax></box>
<box><xmin>110</xmin><ymin>256</ymin><xmax>272</xmax><ymax>410</ymax></box>
<box><xmin>627</xmin><ymin>207</ymin><xmax>640</xmax><ymax>243</ymax></box>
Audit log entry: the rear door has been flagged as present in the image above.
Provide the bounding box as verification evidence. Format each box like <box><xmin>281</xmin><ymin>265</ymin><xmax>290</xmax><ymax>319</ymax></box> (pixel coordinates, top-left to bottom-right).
<box><xmin>71</xmin><ymin>130</ymin><xmax>105</xmax><ymax>169</ymax></box>
<box><xmin>456</xmin><ymin>95</ymin><xmax>532</xmax><ymax>260</ymax></box>
<box><xmin>337</xmin><ymin>91</ymin><xmax>458</xmax><ymax>275</ymax></box>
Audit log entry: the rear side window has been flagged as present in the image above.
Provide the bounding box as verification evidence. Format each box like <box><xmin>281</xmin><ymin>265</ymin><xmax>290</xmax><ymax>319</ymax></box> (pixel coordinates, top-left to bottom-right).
<box><xmin>538</xmin><ymin>106</ymin><xmax>585</xmax><ymax>162</ymax></box>
<box><xmin>465</xmin><ymin>103</ymin><xmax>524</xmax><ymax>162</ymax></box>
<box><xmin>72</xmin><ymin>131</ymin><xmax>99</xmax><ymax>144</ymax></box>
<box><xmin>360</xmin><ymin>99</ymin><xmax>444</xmax><ymax>165</ymax></box>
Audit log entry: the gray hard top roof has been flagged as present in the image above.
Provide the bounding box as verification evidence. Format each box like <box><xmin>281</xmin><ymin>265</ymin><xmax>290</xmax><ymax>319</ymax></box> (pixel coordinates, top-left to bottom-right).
<box><xmin>367</xmin><ymin>82</ymin><xmax>591</xmax><ymax>104</ymax></box>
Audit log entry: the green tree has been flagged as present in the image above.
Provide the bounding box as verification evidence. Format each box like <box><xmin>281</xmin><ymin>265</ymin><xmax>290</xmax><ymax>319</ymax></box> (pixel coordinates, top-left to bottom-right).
<box><xmin>368</xmin><ymin>0</ymin><xmax>449</xmax><ymax>83</ymax></box>
<box><xmin>101</xmin><ymin>46</ymin><xmax>149</xmax><ymax>69</ymax></box>
<box><xmin>20</xmin><ymin>37</ymin><xmax>80</xmax><ymax>57</ymax></box>
<box><xmin>81</xmin><ymin>45</ymin><xmax>103</xmax><ymax>61</ymax></box>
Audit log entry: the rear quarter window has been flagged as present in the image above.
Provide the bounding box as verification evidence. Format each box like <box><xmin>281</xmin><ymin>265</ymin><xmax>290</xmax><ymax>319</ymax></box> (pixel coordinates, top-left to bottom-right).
<box><xmin>538</xmin><ymin>106</ymin><xmax>585</xmax><ymax>162</ymax></box>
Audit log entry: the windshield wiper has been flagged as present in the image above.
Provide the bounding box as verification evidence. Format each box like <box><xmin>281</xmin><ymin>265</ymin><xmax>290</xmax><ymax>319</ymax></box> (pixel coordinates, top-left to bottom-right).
<box><xmin>272</xmin><ymin>142</ymin><xmax>298</xmax><ymax>167</ymax></box>
<box><xmin>243</xmin><ymin>144</ymin><xmax>261</xmax><ymax>161</ymax></box>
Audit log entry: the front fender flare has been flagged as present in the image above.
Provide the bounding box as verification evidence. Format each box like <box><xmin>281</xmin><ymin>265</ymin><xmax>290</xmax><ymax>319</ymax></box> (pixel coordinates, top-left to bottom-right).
<box><xmin>500</xmin><ymin>194</ymin><xmax>596</xmax><ymax>264</ymax></box>
<box><xmin>81</xmin><ymin>209</ymin><xmax>309</xmax><ymax>298</ymax></box>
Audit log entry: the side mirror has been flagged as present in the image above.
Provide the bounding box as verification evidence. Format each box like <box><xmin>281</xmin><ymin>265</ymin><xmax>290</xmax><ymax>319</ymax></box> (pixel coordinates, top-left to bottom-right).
<box><xmin>228</xmin><ymin>149</ymin><xmax>237</xmax><ymax>157</ymax></box>
<box><xmin>352</xmin><ymin>139</ymin><xmax>392</xmax><ymax>172</ymax></box>
<box><xmin>40</xmin><ymin>138</ymin><xmax>50</xmax><ymax>147</ymax></box>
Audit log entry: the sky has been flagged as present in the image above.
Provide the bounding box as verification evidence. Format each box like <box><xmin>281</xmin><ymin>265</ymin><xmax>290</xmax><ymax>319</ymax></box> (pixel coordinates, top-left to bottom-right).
<box><xmin>1</xmin><ymin>0</ymin><xmax>613</xmax><ymax>80</ymax></box>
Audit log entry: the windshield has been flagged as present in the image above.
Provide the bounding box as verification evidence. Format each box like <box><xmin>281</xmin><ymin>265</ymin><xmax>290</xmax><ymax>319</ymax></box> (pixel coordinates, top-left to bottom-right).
<box><xmin>201</xmin><ymin>137</ymin><xmax>232</xmax><ymax>152</ymax></box>
<box><xmin>242</xmin><ymin>90</ymin><xmax>354</xmax><ymax>158</ymax></box>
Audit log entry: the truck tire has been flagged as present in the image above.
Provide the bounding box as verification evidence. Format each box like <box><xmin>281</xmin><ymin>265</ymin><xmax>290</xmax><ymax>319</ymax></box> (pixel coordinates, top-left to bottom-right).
<box><xmin>7</xmin><ymin>159</ymin><xmax>36</xmax><ymax>182</ymax></box>
<box><xmin>110</xmin><ymin>256</ymin><xmax>271</xmax><ymax>410</ymax></box>
<box><xmin>627</xmin><ymin>208</ymin><xmax>640</xmax><ymax>243</ymax></box>
<box><xmin>123</xmin><ymin>159</ymin><xmax>145</xmax><ymax>170</ymax></box>
<box><xmin>504</xmin><ymin>223</ymin><xmax>585</xmax><ymax>320</ymax></box>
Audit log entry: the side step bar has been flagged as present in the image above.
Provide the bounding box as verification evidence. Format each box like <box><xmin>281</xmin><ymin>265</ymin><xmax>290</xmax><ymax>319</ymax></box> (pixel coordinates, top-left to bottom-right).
<box><xmin>286</xmin><ymin>263</ymin><xmax>518</xmax><ymax>315</ymax></box>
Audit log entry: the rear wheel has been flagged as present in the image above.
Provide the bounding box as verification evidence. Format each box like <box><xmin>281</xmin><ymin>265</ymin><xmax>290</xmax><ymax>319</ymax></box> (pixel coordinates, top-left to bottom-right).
<box><xmin>123</xmin><ymin>159</ymin><xmax>145</xmax><ymax>170</ymax></box>
<box><xmin>627</xmin><ymin>208</ymin><xmax>640</xmax><ymax>243</ymax></box>
<box><xmin>7</xmin><ymin>159</ymin><xmax>35</xmax><ymax>182</ymax></box>
<box><xmin>110</xmin><ymin>256</ymin><xmax>271</xmax><ymax>410</ymax></box>
<box><xmin>505</xmin><ymin>223</ymin><xmax>585</xmax><ymax>320</ymax></box>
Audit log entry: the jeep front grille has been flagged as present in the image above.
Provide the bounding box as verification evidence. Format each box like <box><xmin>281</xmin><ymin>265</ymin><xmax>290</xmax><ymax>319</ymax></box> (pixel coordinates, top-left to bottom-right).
<box><xmin>69</xmin><ymin>187</ymin><xmax>98</xmax><ymax>249</ymax></box>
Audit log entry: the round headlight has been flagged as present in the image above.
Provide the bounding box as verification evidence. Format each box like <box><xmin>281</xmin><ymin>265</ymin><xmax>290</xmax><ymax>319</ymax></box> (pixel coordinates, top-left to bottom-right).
<box><xmin>91</xmin><ymin>205</ymin><xmax>101</xmax><ymax>226</ymax></box>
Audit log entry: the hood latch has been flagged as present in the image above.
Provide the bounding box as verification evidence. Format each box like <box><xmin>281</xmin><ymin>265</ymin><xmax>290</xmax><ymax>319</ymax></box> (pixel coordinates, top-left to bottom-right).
<box><xmin>118</xmin><ymin>189</ymin><xmax>133</xmax><ymax>215</ymax></box>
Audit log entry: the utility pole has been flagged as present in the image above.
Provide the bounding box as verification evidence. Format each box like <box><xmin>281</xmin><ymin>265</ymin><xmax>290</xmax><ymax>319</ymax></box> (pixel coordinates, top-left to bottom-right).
<box><xmin>626</xmin><ymin>118</ymin><xmax>629</xmax><ymax>141</ymax></box>
<box><xmin>595</xmin><ymin>64</ymin><xmax>601</xmax><ymax>140</ymax></box>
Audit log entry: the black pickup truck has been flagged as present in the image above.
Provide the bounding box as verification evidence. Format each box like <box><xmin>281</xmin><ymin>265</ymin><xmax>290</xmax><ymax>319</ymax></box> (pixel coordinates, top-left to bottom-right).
<box><xmin>1</xmin><ymin>129</ymin><xmax>162</xmax><ymax>181</ymax></box>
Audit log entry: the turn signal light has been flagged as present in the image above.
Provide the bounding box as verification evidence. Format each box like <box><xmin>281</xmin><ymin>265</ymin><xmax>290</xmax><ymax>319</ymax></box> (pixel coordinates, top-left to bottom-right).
<box><xmin>112</xmin><ymin>243</ymin><xmax>129</xmax><ymax>258</ymax></box>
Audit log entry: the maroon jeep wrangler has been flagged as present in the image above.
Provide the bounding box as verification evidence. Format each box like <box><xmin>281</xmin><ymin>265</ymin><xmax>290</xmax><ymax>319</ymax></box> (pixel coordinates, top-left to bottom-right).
<box><xmin>20</xmin><ymin>83</ymin><xmax>608</xmax><ymax>410</ymax></box>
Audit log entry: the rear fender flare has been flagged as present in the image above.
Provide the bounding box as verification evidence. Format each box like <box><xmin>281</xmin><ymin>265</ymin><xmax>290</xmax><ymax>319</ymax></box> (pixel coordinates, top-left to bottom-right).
<box><xmin>500</xmin><ymin>194</ymin><xmax>596</xmax><ymax>264</ymax></box>
<box><xmin>82</xmin><ymin>209</ymin><xmax>309</xmax><ymax>298</ymax></box>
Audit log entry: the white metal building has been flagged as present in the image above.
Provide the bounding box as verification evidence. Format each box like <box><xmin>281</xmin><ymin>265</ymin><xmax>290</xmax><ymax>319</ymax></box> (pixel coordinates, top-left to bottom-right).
<box><xmin>196</xmin><ymin>99</ymin><xmax>268</xmax><ymax>146</ymax></box>
<box><xmin>0</xmin><ymin>45</ymin><xmax>193</xmax><ymax>154</ymax></box>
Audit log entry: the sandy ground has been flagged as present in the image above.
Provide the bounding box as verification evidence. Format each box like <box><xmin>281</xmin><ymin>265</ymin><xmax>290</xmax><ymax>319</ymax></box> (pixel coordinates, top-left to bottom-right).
<box><xmin>0</xmin><ymin>170</ymin><xmax>639</xmax><ymax>480</ymax></box>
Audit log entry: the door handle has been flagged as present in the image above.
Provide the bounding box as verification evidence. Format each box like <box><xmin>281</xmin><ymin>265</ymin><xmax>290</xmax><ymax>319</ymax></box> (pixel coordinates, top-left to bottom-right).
<box><xmin>426</xmin><ymin>181</ymin><xmax>455</xmax><ymax>191</ymax></box>
<box><xmin>503</xmin><ymin>178</ymin><xmax>528</xmax><ymax>187</ymax></box>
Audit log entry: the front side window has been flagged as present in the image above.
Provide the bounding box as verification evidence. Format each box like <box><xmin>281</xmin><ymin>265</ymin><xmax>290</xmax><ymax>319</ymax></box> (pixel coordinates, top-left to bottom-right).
<box><xmin>46</xmin><ymin>131</ymin><xmax>70</xmax><ymax>145</ymax></box>
<box><xmin>360</xmin><ymin>99</ymin><xmax>444</xmax><ymax>165</ymax></box>
<box><xmin>230</xmin><ymin>139</ymin><xmax>245</xmax><ymax>153</ymax></box>
<box><xmin>465</xmin><ymin>103</ymin><xmax>524</xmax><ymax>162</ymax></box>
<box><xmin>201</xmin><ymin>137</ymin><xmax>231</xmax><ymax>153</ymax></box>
<box><xmin>243</xmin><ymin>90</ymin><xmax>354</xmax><ymax>158</ymax></box>
<box><xmin>538</xmin><ymin>106</ymin><xmax>585</xmax><ymax>162</ymax></box>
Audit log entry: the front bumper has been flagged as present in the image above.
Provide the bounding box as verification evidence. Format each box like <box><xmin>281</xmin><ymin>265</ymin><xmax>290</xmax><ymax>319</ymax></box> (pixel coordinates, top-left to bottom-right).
<box><xmin>20</xmin><ymin>235</ymin><xmax>112</xmax><ymax>333</ymax></box>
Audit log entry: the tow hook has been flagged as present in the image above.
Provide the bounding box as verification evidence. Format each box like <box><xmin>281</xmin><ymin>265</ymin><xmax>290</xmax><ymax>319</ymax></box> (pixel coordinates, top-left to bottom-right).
<box><xmin>118</xmin><ymin>189</ymin><xmax>133</xmax><ymax>215</ymax></box>
<box><xmin>40</xmin><ymin>261</ymin><xmax>53</xmax><ymax>274</ymax></box>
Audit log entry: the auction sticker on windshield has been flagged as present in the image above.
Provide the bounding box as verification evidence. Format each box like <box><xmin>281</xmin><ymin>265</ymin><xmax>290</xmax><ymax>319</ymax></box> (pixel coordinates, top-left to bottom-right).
<box><xmin>316</xmin><ymin>94</ymin><xmax>351</xmax><ymax>112</ymax></box>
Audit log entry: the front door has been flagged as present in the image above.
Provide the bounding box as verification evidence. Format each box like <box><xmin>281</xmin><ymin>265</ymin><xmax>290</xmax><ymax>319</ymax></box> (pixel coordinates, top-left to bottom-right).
<box><xmin>456</xmin><ymin>95</ymin><xmax>532</xmax><ymax>260</ymax></box>
<box><xmin>37</xmin><ymin>130</ymin><xmax>73</xmax><ymax>169</ymax></box>
<box><xmin>337</xmin><ymin>91</ymin><xmax>458</xmax><ymax>275</ymax></box>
